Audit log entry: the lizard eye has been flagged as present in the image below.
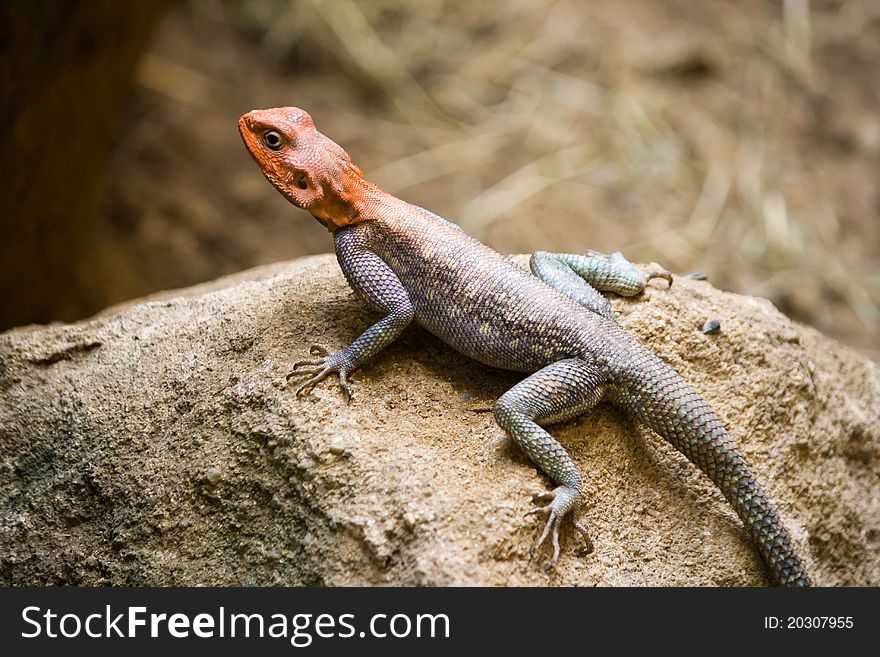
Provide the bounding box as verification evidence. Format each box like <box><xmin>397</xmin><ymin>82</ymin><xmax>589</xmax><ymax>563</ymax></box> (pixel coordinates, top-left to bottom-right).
<box><xmin>263</xmin><ymin>130</ymin><xmax>283</xmax><ymax>150</ymax></box>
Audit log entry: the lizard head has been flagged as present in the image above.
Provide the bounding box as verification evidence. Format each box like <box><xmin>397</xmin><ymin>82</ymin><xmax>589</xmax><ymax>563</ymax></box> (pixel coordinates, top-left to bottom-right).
<box><xmin>238</xmin><ymin>107</ymin><xmax>366</xmax><ymax>231</ymax></box>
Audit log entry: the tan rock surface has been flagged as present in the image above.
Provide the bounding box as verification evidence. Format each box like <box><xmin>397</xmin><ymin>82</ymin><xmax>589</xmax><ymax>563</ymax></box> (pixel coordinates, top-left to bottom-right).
<box><xmin>1</xmin><ymin>255</ymin><xmax>877</xmax><ymax>585</ymax></box>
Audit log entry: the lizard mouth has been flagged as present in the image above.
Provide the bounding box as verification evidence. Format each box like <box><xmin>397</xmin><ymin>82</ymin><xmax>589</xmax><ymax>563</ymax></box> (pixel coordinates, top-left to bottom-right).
<box><xmin>238</xmin><ymin>114</ymin><xmax>259</xmax><ymax>156</ymax></box>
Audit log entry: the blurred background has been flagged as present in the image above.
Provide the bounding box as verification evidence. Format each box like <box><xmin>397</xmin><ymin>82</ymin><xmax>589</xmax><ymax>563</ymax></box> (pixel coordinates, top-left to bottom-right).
<box><xmin>2</xmin><ymin>0</ymin><xmax>878</xmax><ymax>358</ymax></box>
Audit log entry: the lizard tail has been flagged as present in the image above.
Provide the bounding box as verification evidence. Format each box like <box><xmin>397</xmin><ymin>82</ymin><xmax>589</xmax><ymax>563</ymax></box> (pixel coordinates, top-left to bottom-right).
<box><xmin>612</xmin><ymin>354</ymin><xmax>811</xmax><ymax>586</ymax></box>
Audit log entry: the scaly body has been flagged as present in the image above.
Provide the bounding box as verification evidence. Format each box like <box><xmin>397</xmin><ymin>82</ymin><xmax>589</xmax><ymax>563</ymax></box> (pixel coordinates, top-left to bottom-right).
<box><xmin>239</xmin><ymin>107</ymin><xmax>810</xmax><ymax>586</ymax></box>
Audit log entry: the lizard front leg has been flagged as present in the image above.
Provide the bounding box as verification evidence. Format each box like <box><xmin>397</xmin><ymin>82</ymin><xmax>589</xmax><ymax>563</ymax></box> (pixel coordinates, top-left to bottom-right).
<box><xmin>531</xmin><ymin>251</ymin><xmax>672</xmax><ymax>319</ymax></box>
<box><xmin>494</xmin><ymin>358</ymin><xmax>605</xmax><ymax>569</ymax></box>
<box><xmin>289</xmin><ymin>224</ymin><xmax>414</xmax><ymax>400</ymax></box>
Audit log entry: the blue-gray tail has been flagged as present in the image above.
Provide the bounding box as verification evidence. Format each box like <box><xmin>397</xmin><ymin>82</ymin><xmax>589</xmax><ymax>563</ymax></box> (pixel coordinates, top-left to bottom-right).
<box><xmin>612</xmin><ymin>354</ymin><xmax>810</xmax><ymax>586</ymax></box>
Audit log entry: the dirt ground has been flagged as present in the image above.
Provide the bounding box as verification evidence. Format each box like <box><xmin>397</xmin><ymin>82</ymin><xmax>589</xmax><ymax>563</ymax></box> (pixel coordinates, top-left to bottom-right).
<box><xmin>95</xmin><ymin>0</ymin><xmax>879</xmax><ymax>357</ymax></box>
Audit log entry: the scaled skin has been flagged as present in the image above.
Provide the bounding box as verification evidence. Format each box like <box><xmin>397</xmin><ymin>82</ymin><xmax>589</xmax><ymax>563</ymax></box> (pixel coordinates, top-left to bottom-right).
<box><xmin>239</xmin><ymin>107</ymin><xmax>810</xmax><ymax>586</ymax></box>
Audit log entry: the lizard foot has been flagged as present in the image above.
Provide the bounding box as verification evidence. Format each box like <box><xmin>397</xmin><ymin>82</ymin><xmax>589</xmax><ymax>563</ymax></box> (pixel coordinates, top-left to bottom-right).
<box><xmin>585</xmin><ymin>251</ymin><xmax>672</xmax><ymax>293</ymax></box>
<box><xmin>286</xmin><ymin>344</ymin><xmax>354</xmax><ymax>401</ymax></box>
<box><xmin>524</xmin><ymin>485</ymin><xmax>584</xmax><ymax>570</ymax></box>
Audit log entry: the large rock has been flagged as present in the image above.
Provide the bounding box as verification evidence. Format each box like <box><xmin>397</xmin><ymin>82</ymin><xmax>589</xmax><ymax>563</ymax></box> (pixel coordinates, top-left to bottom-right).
<box><xmin>1</xmin><ymin>255</ymin><xmax>877</xmax><ymax>586</ymax></box>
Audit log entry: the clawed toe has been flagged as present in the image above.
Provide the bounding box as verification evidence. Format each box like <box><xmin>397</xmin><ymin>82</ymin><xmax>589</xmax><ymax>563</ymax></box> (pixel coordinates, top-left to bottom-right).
<box><xmin>290</xmin><ymin>344</ymin><xmax>332</xmax><ymax>372</ymax></box>
<box><xmin>530</xmin><ymin>510</ymin><xmax>563</xmax><ymax>569</ymax></box>
<box><xmin>285</xmin><ymin>345</ymin><xmax>353</xmax><ymax>400</ymax></box>
<box><xmin>287</xmin><ymin>363</ymin><xmax>321</xmax><ymax>381</ymax></box>
<box><xmin>573</xmin><ymin>519</ymin><xmax>594</xmax><ymax>554</ymax></box>
<box><xmin>524</xmin><ymin>505</ymin><xmax>550</xmax><ymax>520</ymax></box>
<box><xmin>290</xmin><ymin>359</ymin><xmax>323</xmax><ymax>371</ymax></box>
<box><xmin>524</xmin><ymin>485</ymin><xmax>581</xmax><ymax>570</ymax></box>
<box><xmin>337</xmin><ymin>369</ymin><xmax>352</xmax><ymax>402</ymax></box>
<box><xmin>645</xmin><ymin>263</ymin><xmax>673</xmax><ymax>288</ymax></box>
<box><xmin>526</xmin><ymin>494</ymin><xmax>562</xmax><ymax>568</ymax></box>
<box><xmin>293</xmin><ymin>370</ymin><xmax>332</xmax><ymax>397</ymax></box>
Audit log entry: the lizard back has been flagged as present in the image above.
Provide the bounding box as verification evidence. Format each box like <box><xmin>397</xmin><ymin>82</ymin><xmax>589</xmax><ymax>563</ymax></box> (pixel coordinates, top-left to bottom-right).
<box><xmin>346</xmin><ymin>201</ymin><xmax>632</xmax><ymax>374</ymax></box>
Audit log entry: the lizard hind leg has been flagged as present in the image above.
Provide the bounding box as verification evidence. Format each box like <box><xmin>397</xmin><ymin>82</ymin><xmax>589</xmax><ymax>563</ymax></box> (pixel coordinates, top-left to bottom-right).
<box><xmin>530</xmin><ymin>251</ymin><xmax>672</xmax><ymax>320</ymax></box>
<box><xmin>493</xmin><ymin>358</ymin><xmax>605</xmax><ymax>569</ymax></box>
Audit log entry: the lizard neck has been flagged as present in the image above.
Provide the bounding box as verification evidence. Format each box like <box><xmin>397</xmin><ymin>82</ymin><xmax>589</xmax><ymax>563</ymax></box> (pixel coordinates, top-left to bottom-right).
<box><xmin>313</xmin><ymin>164</ymin><xmax>393</xmax><ymax>233</ymax></box>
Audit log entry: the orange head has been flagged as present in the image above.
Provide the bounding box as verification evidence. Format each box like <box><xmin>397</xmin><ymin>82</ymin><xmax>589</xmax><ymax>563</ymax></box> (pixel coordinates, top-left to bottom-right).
<box><xmin>238</xmin><ymin>107</ymin><xmax>367</xmax><ymax>231</ymax></box>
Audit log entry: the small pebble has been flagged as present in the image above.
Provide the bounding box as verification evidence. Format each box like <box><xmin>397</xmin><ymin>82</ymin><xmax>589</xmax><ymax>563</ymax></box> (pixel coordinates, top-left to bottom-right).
<box><xmin>329</xmin><ymin>440</ymin><xmax>349</xmax><ymax>457</ymax></box>
<box><xmin>700</xmin><ymin>319</ymin><xmax>721</xmax><ymax>334</ymax></box>
<box><xmin>781</xmin><ymin>329</ymin><xmax>800</xmax><ymax>344</ymax></box>
<box><xmin>205</xmin><ymin>466</ymin><xmax>222</xmax><ymax>486</ymax></box>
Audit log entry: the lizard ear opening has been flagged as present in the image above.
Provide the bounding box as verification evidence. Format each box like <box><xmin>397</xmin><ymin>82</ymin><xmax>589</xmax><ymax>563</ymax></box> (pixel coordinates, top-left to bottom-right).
<box><xmin>283</xmin><ymin>168</ymin><xmax>323</xmax><ymax>208</ymax></box>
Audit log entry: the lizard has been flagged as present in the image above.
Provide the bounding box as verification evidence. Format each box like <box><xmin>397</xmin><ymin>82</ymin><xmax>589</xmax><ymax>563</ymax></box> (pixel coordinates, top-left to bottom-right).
<box><xmin>238</xmin><ymin>106</ymin><xmax>811</xmax><ymax>586</ymax></box>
